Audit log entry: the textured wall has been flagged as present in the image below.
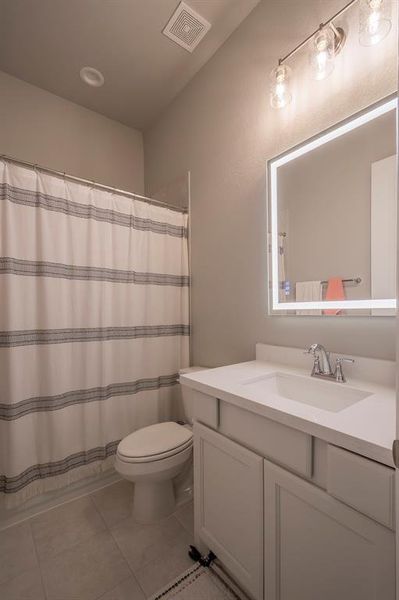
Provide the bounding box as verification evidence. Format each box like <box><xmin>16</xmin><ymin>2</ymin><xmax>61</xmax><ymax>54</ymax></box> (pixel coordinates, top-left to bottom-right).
<box><xmin>144</xmin><ymin>0</ymin><xmax>398</xmax><ymax>365</ymax></box>
<box><xmin>0</xmin><ymin>71</ymin><xmax>144</xmax><ymax>193</ymax></box>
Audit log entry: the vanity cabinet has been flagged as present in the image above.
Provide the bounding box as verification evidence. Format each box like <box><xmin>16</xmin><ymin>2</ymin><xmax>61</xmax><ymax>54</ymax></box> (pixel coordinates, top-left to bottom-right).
<box><xmin>264</xmin><ymin>460</ymin><xmax>395</xmax><ymax>600</ymax></box>
<box><xmin>193</xmin><ymin>413</ymin><xmax>395</xmax><ymax>600</ymax></box>
<box><xmin>194</xmin><ymin>422</ymin><xmax>264</xmax><ymax>600</ymax></box>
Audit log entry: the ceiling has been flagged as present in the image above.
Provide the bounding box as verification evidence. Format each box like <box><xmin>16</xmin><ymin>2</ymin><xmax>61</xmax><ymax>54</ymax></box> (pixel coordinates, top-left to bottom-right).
<box><xmin>0</xmin><ymin>0</ymin><xmax>259</xmax><ymax>130</ymax></box>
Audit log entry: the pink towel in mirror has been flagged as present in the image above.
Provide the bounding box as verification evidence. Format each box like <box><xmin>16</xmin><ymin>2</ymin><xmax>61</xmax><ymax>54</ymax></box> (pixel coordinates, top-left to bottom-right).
<box><xmin>324</xmin><ymin>277</ymin><xmax>345</xmax><ymax>315</ymax></box>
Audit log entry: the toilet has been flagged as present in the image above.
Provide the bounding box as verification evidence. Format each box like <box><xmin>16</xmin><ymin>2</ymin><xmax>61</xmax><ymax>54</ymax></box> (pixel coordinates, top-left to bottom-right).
<box><xmin>115</xmin><ymin>366</ymin><xmax>205</xmax><ymax>523</ymax></box>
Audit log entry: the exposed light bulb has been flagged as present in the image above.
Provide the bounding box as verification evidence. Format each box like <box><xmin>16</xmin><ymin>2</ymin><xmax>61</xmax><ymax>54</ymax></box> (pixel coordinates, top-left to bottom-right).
<box><xmin>310</xmin><ymin>26</ymin><xmax>335</xmax><ymax>81</ymax></box>
<box><xmin>270</xmin><ymin>64</ymin><xmax>292</xmax><ymax>109</ymax></box>
<box><xmin>359</xmin><ymin>0</ymin><xmax>392</xmax><ymax>46</ymax></box>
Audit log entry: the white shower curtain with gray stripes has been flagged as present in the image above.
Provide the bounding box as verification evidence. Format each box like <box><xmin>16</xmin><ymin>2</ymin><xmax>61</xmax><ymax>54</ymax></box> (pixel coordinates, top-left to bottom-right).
<box><xmin>0</xmin><ymin>160</ymin><xmax>189</xmax><ymax>507</ymax></box>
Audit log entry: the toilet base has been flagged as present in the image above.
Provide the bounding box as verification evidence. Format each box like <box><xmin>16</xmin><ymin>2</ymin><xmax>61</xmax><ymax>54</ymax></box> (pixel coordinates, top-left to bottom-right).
<box><xmin>115</xmin><ymin>435</ymin><xmax>193</xmax><ymax>524</ymax></box>
<box><xmin>133</xmin><ymin>479</ymin><xmax>176</xmax><ymax>523</ymax></box>
<box><xmin>174</xmin><ymin>459</ymin><xmax>193</xmax><ymax>505</ymax></box>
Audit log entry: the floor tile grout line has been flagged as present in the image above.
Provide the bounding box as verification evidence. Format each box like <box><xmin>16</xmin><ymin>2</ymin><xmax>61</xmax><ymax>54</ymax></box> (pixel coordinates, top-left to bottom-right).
<box><xmin>173</xmin><ymin>512</ymin><xmax>193</xmax><ymax>536</ymax></box>
<box><xmin>28</xmin><ymin>520</ymin><xmax>49</xmax><ymax>600</ymax></box>
<box><xmin>93</xmin><ymin>571</ymin><xmax>141</xmax><ymax>600</ymax></box>
<box><xmin>109</xmin><ymin>513</ymin><xmax>192</xmax><ymax>597</ymax></box>
<box><xmin>121</xmin><ymin>529</ymin><xmax>166</xmax><ymax>600</ymax></box>
<box><xmin>176</xmin><ymin>522</ymin><xmax>194</xmax><ymax>537</ymax></box>
<box><xmin>105</xmin><ymin>529</ymin><xmax>147</xmax><ymax>599</ymax></box>
<box><xmin>33</xmin><ymin>527</ymin><xmax>109</xmax><ymax>567</ymax></box>
<box><xmin>107</xmin><ymin>524</ymin><xmax>144</xmax><ymax>579</ymax></box>
<box><xmin>172</xmin><ymin>512</ymin><xmax>195</xmax><ymax>541</ymax></box>
<box><xmin>89</xmin><ymin>481</ymin><xmax>138</xmax><ymax>531</ymax></box>
<box><xmin>135</xmin><ymin>558</ymin><xmax>196</xmax><ymax>599</ymax></box>
<box><xmin>174</xmin><ymin>501</ymin><xmax>194</xmax><ymax>532</ymax></box>
<box><xmin>91</xmin><ymin>492</ymin><xmax>148</xmax><ymax>599</ymax></box>
<box><xmin>1</xmin><ymin>482</ymin><xmax>193</xmax><ymax>600</ymax></box>
<box><xmin>39</xmin><ymin>519</ymin><xmax>138</xmax><ymax>600</ymax></box>
<box><xmin>87</xmin><ymin>491</ymin><xmax>111</xmax><ymax>532</ymax></box>
<box><xmin>133</xmin><ymin>571</ymin><xmax>149</xmax><ymax>600</ymax></box>
<box><xmin>30</xmin><ymin>496</ymin><xmax>109</xmax><ymax>566</ymax></box>
<box><xmin>129</xmin><ymin>527</ymin><xmax>195</xmax><ymax>598</ymax></box>
<box><xmin>0</xmin><ymin>525</ymin><xmax>46</xmax><ymax>596</ymax></box>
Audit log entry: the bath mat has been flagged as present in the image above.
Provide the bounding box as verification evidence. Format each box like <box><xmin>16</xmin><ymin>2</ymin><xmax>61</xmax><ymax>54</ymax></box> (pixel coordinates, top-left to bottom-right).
<box><xmin>149</xmin><ymin>563</ymin><xmax>242</xmax><ymax>600</ymax></box>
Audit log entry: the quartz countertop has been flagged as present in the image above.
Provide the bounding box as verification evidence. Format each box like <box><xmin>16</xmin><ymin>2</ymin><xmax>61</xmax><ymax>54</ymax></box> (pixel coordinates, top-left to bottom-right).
<box><xmin>180</xmin><ymin>345</ymin><xmax>396</xmax><ymax>467</ymax></box>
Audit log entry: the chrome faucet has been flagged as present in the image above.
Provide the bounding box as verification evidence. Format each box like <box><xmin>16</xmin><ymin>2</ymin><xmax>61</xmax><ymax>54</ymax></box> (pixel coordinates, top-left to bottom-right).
<box><xmin>304</xmin><ymin>344</ymin><xmax>354</xmax><ymax>383</ymax></box>
<box><xmin>305</xmin><ymin>343</ymin><xmax>333</xmax><ymax>376</ymax></box>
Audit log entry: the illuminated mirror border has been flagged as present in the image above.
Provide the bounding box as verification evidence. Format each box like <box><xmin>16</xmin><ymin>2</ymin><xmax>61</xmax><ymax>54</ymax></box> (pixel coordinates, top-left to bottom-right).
<box><xmin>267</xmin><ymin>96</ymin><xmax>398</xmax><ymax>313</ymax></box>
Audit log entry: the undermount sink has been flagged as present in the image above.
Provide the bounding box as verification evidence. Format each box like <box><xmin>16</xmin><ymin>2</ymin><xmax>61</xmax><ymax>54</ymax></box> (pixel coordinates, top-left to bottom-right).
<box><xmin>240</xmin><ymin>371</ymin><xmax>372</xmax><ymax>413</ymax></box>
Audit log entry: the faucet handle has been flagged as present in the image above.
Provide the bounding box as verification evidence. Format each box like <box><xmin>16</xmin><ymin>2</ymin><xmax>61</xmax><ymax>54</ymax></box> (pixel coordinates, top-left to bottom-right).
<box><xmin>335</xmin><ymin>357</ymin><xmax>354</xmax><ymax>383</ymax></box>
<box><xmin>304</xmin><ymin>344</ymin><xmax>318</xmax><ymax>355</ymax></box>
<box><xmin>336</xmin><ymin>357</ymin><xmax>355</xmax><ymax>364</ymax></box>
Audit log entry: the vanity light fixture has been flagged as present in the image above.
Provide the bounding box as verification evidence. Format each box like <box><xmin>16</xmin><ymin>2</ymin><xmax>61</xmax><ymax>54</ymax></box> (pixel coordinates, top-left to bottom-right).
<box><xmin>270</xmin><ymin>0</ymin><xmax>392</xmax><ymax>109</ymax></box>
<box><xmin>310</xmin><ymin>24</ymin><xmax>345</xmax><ymax>81</ymax></box>
<box><xmin>359</xmin><ymin>0</ymin><xmax>392</xmax><ymax>46</ymax></box>
<box><xmin>270</xmin><ymin>64</ymin><xmax>292</xmax><ymax>109</ymax></box>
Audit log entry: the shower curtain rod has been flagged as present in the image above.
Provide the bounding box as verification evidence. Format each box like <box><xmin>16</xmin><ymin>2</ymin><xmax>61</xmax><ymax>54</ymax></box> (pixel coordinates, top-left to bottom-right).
<box><xmin>0</xmin><ymin>154</ymin><xmax>187</xmax><ymax>213</ymax></box>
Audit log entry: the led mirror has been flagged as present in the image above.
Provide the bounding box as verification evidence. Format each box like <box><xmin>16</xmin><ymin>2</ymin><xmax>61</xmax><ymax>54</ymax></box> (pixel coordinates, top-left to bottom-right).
<box><xmin>267</xmin><ymin>97</ymin><xmax>397</xmax><ymax>316</ymax></box>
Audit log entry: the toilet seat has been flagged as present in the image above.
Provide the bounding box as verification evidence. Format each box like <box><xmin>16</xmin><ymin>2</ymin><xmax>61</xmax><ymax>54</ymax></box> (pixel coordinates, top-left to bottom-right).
<box><xmin>117</xmin><ymin>421</ymin><xmax>193</xmax><ymax>464</ymax></box>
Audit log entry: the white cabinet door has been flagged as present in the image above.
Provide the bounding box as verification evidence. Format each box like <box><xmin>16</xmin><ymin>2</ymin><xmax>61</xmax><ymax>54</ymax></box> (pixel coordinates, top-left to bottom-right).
<box><xmin>264</xmin><ymin>460</ymin><xmax>395</xmax><ymax>600</ymax></box>
<box><xmin>194</xmin><ymin>422</ymin><xmax>264</xmax><ymax>600</ymax></box>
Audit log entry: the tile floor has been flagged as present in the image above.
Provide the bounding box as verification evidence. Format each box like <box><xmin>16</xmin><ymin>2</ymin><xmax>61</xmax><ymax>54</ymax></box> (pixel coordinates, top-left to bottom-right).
<box><xmin>0</xmin><ymin>481</ymin><xmax>195</xmax><ymax>600</ymax></box>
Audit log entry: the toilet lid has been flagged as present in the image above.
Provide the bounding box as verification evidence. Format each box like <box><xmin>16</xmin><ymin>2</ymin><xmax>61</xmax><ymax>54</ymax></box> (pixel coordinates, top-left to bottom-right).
<box><xmin>117</xmin><ymin>422</ymin><xmax>193</xmax><ymax>460</ymax></box>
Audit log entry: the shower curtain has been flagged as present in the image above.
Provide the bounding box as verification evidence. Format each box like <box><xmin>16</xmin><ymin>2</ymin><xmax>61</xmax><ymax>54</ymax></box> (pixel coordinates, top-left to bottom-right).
<box><xmin>0</xmin><ymin>160</ymin><xmax>190</xmax><ymax>506</ymax></box>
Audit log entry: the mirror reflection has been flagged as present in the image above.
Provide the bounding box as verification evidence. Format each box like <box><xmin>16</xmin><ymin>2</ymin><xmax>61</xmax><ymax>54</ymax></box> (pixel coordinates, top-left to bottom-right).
<box><xmin>269</xmin><ymin>99</ymin><xmax>397</xmax><ymax>316</ymax></box>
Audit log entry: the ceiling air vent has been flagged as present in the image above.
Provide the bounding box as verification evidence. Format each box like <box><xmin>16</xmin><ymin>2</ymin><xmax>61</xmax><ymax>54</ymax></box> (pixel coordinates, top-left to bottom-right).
<box><xmin>162</xmin><ymin>2</ymin><xmax>211</xmax><ymax>53</ymax></box>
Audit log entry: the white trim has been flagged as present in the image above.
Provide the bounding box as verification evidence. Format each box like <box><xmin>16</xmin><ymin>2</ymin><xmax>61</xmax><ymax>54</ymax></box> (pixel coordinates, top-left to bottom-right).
<box><xmin>273</xmin><ymin>299</ymin><xmax>397</xmax><ymax>311</ymax></box>
<box><xmin>269</xmin><ymin>97</ymin><xmax>398</xmax><ymax>313</ymax></box>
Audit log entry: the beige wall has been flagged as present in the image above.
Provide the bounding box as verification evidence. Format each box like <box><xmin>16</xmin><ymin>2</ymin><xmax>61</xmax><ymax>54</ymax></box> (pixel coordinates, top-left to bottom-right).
<box><xmin>0</xmin><ymin>71</ymin><xmax>144</xmax><ymax>194</ymax></box>
<box><xmin>144</xmin><ymin>0</ymin><xmax>398</xmax><ymax>364</ymax></box>
<box><xmin>150</xmin><ymin>173</ymin><xmax>190</xmax><ymax>210</ymax></box>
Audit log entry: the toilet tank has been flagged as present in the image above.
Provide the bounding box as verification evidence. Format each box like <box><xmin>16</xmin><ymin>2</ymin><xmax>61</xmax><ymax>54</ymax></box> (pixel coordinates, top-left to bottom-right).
<box><xmin>179</xmin><ymin>366</ymin><xmax>207</xmax><ymax>424</ymax></box>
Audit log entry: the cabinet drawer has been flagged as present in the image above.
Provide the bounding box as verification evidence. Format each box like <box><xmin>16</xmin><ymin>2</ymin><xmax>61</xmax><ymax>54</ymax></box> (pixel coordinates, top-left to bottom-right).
<box><xmin>327</xmin><ymin>445</ymin><xmax>394</xmax><ymax>529</ymax></box>
<box><xmin>219</xmin><ymin>402</ymin><xmax>312</xmax><ymax>477</ymax></box>
<box><xmin>189</xmin><ymin>388</ymin><xmax>219</xmax><ymax>428</ymax></box>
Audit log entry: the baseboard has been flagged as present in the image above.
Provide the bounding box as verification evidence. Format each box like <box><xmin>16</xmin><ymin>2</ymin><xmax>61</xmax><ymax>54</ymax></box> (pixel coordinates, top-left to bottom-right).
<box><xmin>0</xmin><ymin>470</ymin><xmax>122</xmax><ymax>531</ymax></box>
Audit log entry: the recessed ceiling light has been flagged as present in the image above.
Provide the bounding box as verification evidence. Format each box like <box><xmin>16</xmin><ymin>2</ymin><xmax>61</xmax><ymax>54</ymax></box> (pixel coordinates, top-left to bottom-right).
<box><xmin>80</xmin><ymin>66</ymin><xmax>104</xmax><ymax>87</ymax></box>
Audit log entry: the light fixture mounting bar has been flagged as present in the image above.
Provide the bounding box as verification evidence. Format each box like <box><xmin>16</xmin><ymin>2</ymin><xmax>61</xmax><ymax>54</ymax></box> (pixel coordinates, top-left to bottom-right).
<box><xmin>279</xmin><ymin>0</ymin><xmax>357</xmax><ymax>65</ymax></box>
